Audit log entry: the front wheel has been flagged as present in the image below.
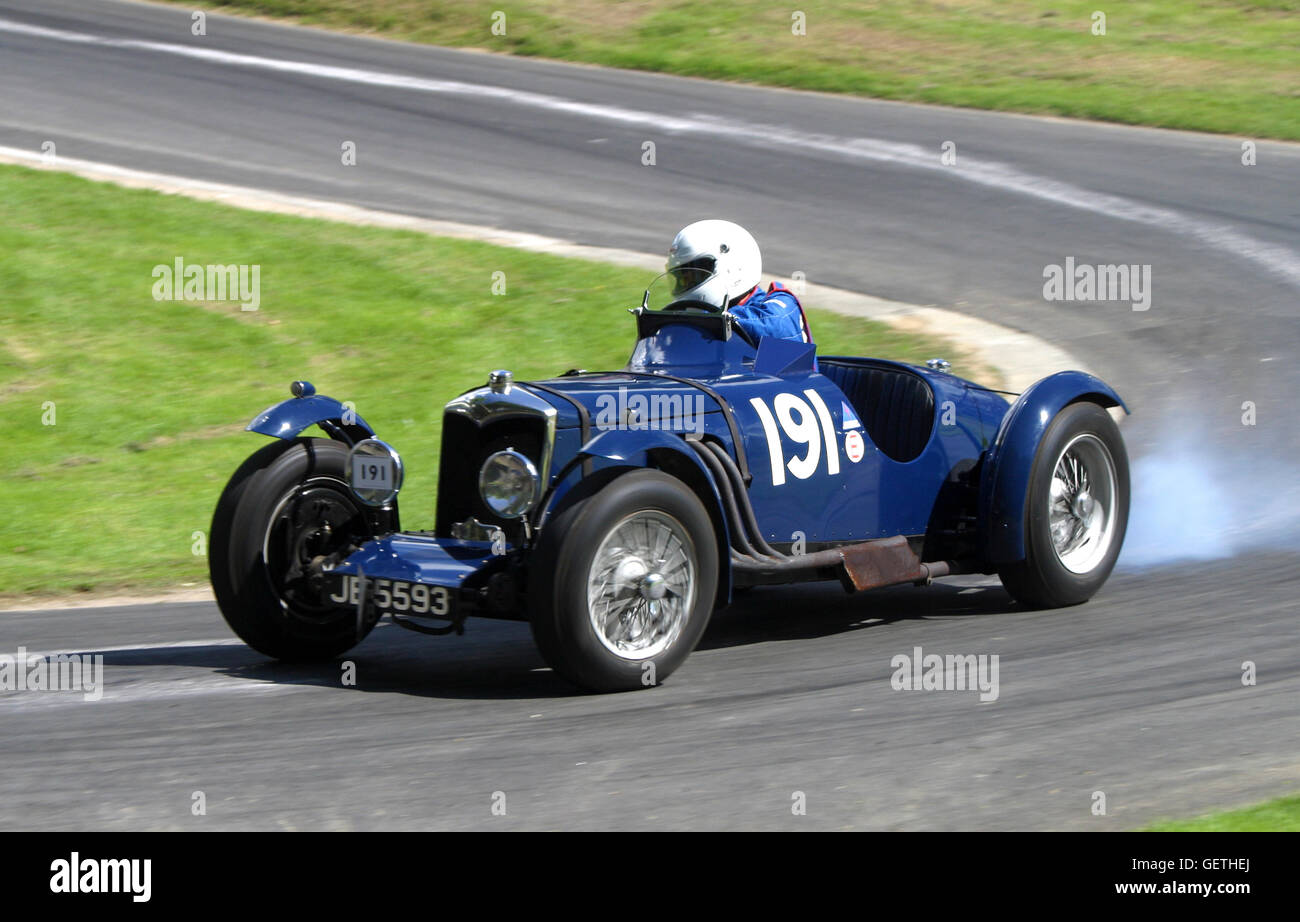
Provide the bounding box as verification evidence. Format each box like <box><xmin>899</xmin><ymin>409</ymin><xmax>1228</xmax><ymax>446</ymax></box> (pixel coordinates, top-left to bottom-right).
<box><xmin>209</xmin><ymin>437</ymin><xmax>395</xmax><ymax>660</ymax></box>
<box><xmin>530</xmin><ymin>470</ymin><xmax>719</xmax><ymax>692</ymax></box>
<box><xmin>999</xmin><ymin>402</ymin><xmax>1129</xmax><ymax>608</ymax></box>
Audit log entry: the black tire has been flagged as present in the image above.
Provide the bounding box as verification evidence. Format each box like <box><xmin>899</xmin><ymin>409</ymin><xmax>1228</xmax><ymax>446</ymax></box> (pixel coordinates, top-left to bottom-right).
<box><xmin>209</xmin><ymin>437</ymin><xmax>394</xmax><ymax>660</ymax></box>
<box><xmin>530</xmin><ymin>469</ymin><xmax>719</xmax><ymax>692</ymax></box>
<box><xmin>999</xmin><ymin>402</ymin><xmax>1129</xmax><ymax>608</ymax></box>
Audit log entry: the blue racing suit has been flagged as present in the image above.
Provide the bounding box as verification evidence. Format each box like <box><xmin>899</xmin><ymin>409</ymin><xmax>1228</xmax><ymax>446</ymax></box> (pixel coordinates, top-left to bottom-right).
<box><xmin>729</xmin><ymin>282</ymin><xmax>812</xmax><ymax>345</ymax></box>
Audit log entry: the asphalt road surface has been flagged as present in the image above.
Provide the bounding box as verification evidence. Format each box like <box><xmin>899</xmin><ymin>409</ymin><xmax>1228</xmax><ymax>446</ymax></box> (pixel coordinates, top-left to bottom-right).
<box><xmin>2</xmin><ymin>0</ymin><xmax>1297</xmax><ymax>829</ymax></box>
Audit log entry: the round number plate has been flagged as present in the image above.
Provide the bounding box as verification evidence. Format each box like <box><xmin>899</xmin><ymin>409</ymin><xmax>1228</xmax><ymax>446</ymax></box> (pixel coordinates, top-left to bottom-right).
<box><xmin>348</xmin><ymin>438</ymin><xmax>404</xmax><ymax>507</ymax></box>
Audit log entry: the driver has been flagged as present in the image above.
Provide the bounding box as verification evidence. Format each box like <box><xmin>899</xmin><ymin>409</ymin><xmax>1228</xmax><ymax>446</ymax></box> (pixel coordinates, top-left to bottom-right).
<box><xmin>666</xmin><ymin>219</ymin><xmax>812</xmax><ymax>345</ymax></box>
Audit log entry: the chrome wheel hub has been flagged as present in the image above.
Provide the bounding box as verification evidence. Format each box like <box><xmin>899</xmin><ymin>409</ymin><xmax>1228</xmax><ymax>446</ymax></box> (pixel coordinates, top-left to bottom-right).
<box><xmin>640</xmin><ymin>572</ymin><xmax>668</xmax><ymax>601</ymax></box>
<box><xmin>1048</xmin><ymin>433</ymin><xmax>1118</xmax><ymax>574</ymax></box>
<box><xmin>262</xmin><ymin>477</ymin><xmax>366</xmax><ymax>618</ymax></box>
<box><xmin>587</xmin><ymin>511</ymin><xmax>695</xmax><ymax>660</ymax></box>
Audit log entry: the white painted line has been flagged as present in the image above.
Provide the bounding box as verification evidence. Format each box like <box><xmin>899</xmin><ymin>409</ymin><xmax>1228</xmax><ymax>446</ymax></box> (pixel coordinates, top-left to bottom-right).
<box><xmin>0</xmin><ymin>638</ymin><xmax>337</xmax><ymax>708</ymax></box>
<box><xmin>2</xmin><ymin>638</ymin><xmax>245</xmax><ymax>660</ymax></box>
<box><xmin>0</xmin><ymin>587</ymin><xmax>215</xmax><ymax>612</ymax></box>
<box><xmin>0</xmin><ymin>674</ymin><xmax>294</xmax><ymax>709</ymax></box>
<box><xmin>3</xmin><ymin>17</ymin><xmax>1298</xmax><ymax>289</ymax></box>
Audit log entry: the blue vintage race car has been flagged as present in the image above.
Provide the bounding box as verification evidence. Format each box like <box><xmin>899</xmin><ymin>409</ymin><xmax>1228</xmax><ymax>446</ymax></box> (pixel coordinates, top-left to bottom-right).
<box><xmin>210</xmin><ymin>273</ymin><xmax>1130</xmax><ymax>692</ymax></box>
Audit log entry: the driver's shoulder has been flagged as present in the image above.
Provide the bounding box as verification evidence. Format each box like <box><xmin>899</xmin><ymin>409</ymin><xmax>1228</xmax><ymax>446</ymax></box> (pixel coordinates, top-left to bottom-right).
<box><xmin>755</xmin><ymin>281</ymin><xmax>801</xmax><ymax>306</ymax></box>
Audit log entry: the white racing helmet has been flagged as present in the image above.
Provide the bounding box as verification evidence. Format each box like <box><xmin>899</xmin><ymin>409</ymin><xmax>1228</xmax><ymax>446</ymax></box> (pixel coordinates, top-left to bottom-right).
<box><xmin>666</xmin><ymin>220</ymin><xmax>762</xmax><ymax>306</ymax></box>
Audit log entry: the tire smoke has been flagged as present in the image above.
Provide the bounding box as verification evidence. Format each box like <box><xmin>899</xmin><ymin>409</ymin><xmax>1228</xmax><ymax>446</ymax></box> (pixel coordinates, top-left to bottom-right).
<box><xmin>1119</xmin><ymin>423</ymin><xmax>1300</xmax><ymax>569</ymax></box>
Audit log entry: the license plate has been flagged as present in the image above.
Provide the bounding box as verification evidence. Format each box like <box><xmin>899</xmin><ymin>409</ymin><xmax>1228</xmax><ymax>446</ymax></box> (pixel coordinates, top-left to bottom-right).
<box><xmin>329</xmin><ymin>574</ymin><xmax>452</xmax><ymax>617</ymax></box>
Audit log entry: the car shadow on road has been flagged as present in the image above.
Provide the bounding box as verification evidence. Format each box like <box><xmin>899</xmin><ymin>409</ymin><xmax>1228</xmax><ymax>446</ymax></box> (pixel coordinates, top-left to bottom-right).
<box><xmin>79</xmin><ymin>578</ymin><xmax>1018</xmax><ymax>702</ymax></box>
<box><xmin>700</xmin><ymin>577</ymin><xmax>1017</xmax><ymax>650</ymax></box>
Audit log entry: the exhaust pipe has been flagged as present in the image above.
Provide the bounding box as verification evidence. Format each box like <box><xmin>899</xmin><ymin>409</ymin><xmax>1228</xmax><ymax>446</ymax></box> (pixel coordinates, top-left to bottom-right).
<box><xmin>685</xmin><ymin>437</ymin><xmax>968</xmax><ymax>592</ymax></box>
<box><xmin>730</xmin><ymin>535</ymin><xmax>970</xmax><ymax>591</ymax></box>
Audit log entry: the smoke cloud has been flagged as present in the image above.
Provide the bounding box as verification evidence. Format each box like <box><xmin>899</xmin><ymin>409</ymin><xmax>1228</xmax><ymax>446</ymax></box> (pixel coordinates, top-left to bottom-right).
<box><xmin>1119</xmin><ymin>422</ymin><xmax>1300</xmax><ymax>569</ymax></box>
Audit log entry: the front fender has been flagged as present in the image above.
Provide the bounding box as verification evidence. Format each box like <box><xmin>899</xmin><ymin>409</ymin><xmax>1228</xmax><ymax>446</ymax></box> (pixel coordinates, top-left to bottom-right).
<box><xmin>577</xmin><ymin>428</ymin><xmax>693</xmax><ymax>466</ymax></box>
<box><xmin>560</xmin><ymin>428</ymin><xmax>734</xmax><ymax>605</ymax></box>
<box><xmin>979</xmin><ymin>371</ymin><xmax>1128</xmax><ymax>565</ymax></box>
<box><xmin>247</xmin><ymin>393</ymin><xmax>374</xmax><ymax>444</ymax></box>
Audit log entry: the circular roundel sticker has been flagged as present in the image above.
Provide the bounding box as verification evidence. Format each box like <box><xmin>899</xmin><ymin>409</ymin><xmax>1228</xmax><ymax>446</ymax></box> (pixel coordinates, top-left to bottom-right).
<box><xmin>844</xmin><ymin>430</ymin><xmax>866</xmax><ymax>463</ymax></box>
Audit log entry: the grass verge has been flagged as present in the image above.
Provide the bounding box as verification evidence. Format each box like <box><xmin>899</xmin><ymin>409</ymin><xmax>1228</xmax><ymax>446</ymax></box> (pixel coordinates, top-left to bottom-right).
<box><xmin>1144</xmin><ymin>793</ymin><xmax>1300</xmax><ymax>831</ymax></box>
<box><xmin>1</xmin><ymin>164</ymin><xmax>959</xmax><ymax>598</ymax></box>
<box><xmin>174</xmin><ymin>1</ymin><xmax>1300</xmax><ymax>139</ymax></box>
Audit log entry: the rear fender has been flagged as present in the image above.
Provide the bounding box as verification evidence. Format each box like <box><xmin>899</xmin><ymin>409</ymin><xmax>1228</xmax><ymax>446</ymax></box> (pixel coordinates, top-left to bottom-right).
<box><xmin>979</xmin><ymin>371</ymin><xmax>1128</xmax><ymax>565</ymax></box>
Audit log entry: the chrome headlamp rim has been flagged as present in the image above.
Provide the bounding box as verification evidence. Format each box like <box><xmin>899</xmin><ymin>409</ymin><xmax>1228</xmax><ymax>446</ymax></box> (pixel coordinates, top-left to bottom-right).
<box><xmin>347</xmin><ymin>438</ymin><xmax>404</xmax><ymax>508</ymax></box>
<box><xmin>478</xmin><ymin>448</ymin><xmax>540</xmax><ymax>519</ymax></box>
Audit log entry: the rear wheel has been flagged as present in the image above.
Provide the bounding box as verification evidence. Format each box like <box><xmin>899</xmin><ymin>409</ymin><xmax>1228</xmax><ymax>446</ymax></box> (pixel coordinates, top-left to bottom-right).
<box><xmin>999</xmin><ymin>402</ymin><xmax>1129</xmax><ymax>608</ymax></box>
<box><xmin>530</xmin><ymin>470</ymin><xmax>718</xmax><ymax>692</ymax></box>
<box><xmin>209</xmin><ymin>438</ymin><xmax>395</xmax><ymax>660</ymax></box>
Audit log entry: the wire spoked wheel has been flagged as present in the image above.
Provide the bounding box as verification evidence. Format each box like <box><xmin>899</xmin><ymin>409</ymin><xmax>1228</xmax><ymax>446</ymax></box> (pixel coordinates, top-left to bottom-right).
<box><xmin>1047</xmin><ymin>433</ymin><xmax>1119</xmax><ymax>575</ymax></box>
<box><xmin>999</xmin><ymin>402</ymin><xmax>1129</xmax><ymax>609</ymax></box>
<box><xmin>586</xmin><ymin>510</ymin><xmax>696</xmax><ymax>661</ymax></box>
<box><xmin>531</xmin><ymin>469</ymin><xmax>718</xmax><ymax>692</ymax></box>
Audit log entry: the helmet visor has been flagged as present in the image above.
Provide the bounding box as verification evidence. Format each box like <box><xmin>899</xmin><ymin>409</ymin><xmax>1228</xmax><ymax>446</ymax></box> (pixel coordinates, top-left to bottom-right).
<box><xmin>668</xmin><ymin>256</ymin><xmax>717</xmax><ymax>296</ymax></box>
<box><xmin>646</xmin><ymin>267</ymin><xmax>727</xmax><ymax>312</ymax></box>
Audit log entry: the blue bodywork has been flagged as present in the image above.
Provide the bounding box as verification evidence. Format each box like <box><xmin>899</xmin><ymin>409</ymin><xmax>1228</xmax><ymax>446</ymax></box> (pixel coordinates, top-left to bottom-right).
<box><xmin>339</xmin><ymin>534</ymin><xmax>502</xmax><ymax>593</ymax></box>
<box><xmin>247</xmin><ymin>309</ymin><xmax>1126</xmax><ymax>623</ymax></box>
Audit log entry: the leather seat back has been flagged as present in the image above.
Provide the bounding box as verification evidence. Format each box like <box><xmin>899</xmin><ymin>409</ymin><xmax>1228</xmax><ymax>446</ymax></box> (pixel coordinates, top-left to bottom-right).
<box><xmin>819</xmin><ymin>359</ymin><xmax>935</xmax><ymax>463</ymax></box>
